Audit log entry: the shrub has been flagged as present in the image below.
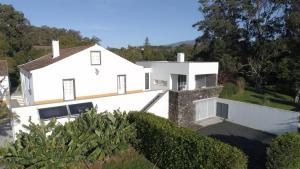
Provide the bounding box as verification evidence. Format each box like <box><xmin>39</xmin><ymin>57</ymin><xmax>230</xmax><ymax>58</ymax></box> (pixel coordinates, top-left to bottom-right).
<box><xmin>220</xmin><ymin>82</ymin><xmax>239</xmax><ymax>97</ymax></box>
<box><xmin>1</xmin><ymin>109</ymin><xmax>136</xmax><ymax>168</ymax></box>
<box><xmin>266</xmin><ymin>133</ymin><xmax>300</xmax><ymax>169</ymax></box>
<box><xmin>236</xmin><ymin>77</ymin><xmax>246</xmax><ymax>94</ymax></box>
<box><xmin>128</xmin><ymin>112</ymin><xmax>247</xmax><ymax>169</ymax></box>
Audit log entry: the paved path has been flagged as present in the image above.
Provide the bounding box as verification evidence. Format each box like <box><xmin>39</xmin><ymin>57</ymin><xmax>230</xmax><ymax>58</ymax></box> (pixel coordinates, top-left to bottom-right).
<box><xmin>197</xmin><ymin>121</ymin><xmax>275</xmax><ymax>169</ymax></box>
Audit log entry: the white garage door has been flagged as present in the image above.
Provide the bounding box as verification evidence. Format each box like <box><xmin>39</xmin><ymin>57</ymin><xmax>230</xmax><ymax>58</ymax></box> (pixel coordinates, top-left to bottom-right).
<box><xmin>194</xmin><ymin>98</ymin><xmax>216</xmax><ymax>121</ymax></box>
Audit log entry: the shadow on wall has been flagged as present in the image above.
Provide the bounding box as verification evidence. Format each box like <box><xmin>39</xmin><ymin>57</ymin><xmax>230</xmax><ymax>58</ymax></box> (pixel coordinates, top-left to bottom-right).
<box><xmin>210</xmin><ymin>134</ymin><xmax>269</xmax><ymax>169</ymax></box>
<box><xmin>0</xmin><ymin>122</ymin><xmax>11</xmax><ymax>137</ymax></box>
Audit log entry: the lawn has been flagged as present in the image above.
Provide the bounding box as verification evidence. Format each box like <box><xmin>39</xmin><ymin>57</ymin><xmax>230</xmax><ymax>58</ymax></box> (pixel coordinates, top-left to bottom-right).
<box><xmin>222</xmin><ymin>87</ymin><xmax>300</xmax><ymax>111</ymax></box>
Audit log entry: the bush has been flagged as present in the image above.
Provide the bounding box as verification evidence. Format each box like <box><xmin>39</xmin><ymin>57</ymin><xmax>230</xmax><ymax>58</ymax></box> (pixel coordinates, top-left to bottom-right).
<box><xmin>220</xmin><ymin>82</ymin><xmax>239</xmax><ymax>97</ymax></box>
<box><xmin>236</xmin><ymin>77</ymin><xmax>246</xmax><ymax>94</ymax></box>
<box><xmin>128</xmin><ymin>112</ymin><xmax>247</xmax><ymax>169</ymax></box>
<box><xmin>1</xmin><ymin>109</ymin><xmax>136</xmax><ymax>168</ymax></box>
<box><xmin>266</xmin><ymin>133</ymin><xmax>300</xmax><ymax>169</ymax></box>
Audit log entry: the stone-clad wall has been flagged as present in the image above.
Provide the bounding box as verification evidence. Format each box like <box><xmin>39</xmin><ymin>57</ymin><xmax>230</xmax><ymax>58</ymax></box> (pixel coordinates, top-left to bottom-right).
<box><xmin>169</xmin><ymin>87</ymin><xmax>223</xmax><ymax>126</ymax></box>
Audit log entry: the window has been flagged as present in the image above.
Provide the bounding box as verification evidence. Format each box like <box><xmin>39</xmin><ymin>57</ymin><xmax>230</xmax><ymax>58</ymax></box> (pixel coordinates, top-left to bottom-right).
<box><xmin>154</xmin><ymin>80</ymin><xmax>167</xmax><ymax>87</ymax></box>
<box><xmin>145</xmin><ymin>73</ymin><xmax>150</xmax><ymax>90</ymax></box>
<box><xmin>90</xmin><ymin>51</ymin><xmax>101</xmax><ymax>65</ymax></box>
<box><xmin>195</xmin><ymin>74</ymin><xmax>217</xmax><ymax>89</ymax></box>
<box><xmin>178</xmin><ymin>75</ymin><xmax>187</xmax><ymax>91</ymax></box>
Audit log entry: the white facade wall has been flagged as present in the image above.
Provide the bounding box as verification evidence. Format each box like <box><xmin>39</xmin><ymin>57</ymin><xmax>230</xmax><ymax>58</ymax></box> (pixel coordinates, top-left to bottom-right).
<box><xmin>137</xmin><ymin>62</ymin><xmax>189</xmax><ymax>90</ymax></box>
<box><xmin>23</xmin><ymin>45</ymin><xmax>145</xmax><ymax>105</ymax></box>
<box><xmin>12</xmin><ymin>90</ymin><xmax>163</xmax><ymax>140</ymax></box>
<box><xmin>217</xmin><ymin>98</ymin><xmax>299</xmax><ymax>135</ymax></box>
<box><xmin>0</xmin><ymin>75</ymin><xmax>9</xmax><ymax>102</ymax></box>
<box><xmin>136</xmin><ymin>61</ymin><xmax>219</xmax><ymax>91</ymax></box>
<box><xmin>148</xmin><ymin>91</ymin><xmax>169</xmax><ymax>119</ymax></box>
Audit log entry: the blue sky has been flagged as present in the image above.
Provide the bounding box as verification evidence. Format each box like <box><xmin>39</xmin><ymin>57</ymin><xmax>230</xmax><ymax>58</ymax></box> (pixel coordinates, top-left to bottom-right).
<box><xmin>0</xmin><ymin>0</ymin><xmax>202</xmax><ymax>48</ymax></box>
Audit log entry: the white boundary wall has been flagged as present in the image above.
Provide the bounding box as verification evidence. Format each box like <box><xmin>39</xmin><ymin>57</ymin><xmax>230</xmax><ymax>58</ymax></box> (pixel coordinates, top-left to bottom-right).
<box><xmin>217</xmin><ymin>98</ymin><xmax>299</xmax><ymax>135</ymax></box>
<box><xmin>148</xmin><ymin>91</ymin><xmax>169</xmax><ymax>119</ymax></box>
<box><xmin>12</xmin><ymin>90</ymin><xmax>163</xmax><ymax>140</ymax></box>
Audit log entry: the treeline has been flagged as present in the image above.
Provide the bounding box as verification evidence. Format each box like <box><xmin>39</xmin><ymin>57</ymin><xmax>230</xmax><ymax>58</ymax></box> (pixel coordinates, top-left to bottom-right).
<box><xmin>193</xmin><ymin>0</ymin><xmax>300</xmax><ymax>95</ymax></box>
<box><xmin>0</xmin><ymin>4</ymin><xmax>99</xmax><ymax>86</ymax></box>
<box><xmin>108</xmin><ymin>41</ymin><xmax>199</xmax><ymax>63</ymax></box>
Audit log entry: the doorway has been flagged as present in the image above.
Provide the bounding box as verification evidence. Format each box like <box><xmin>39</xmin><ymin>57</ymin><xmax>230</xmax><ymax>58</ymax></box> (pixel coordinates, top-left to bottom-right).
<box><xmin>63</xmin><ymin>79</ymin><xmax>75</xmax><ymax>101</ymax></box>
<box><xmin>117</xmin><ymin>75</ymin><xmax>126</xmax><ymax>94</ymax></box>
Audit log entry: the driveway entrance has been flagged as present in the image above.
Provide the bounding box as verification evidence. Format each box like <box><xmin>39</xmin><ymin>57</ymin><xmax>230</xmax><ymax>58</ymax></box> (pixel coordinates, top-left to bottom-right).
<box><xmin>197</xmin><ymin>121</ymin><xmax>275</xmax><ymax>169</ymax></box>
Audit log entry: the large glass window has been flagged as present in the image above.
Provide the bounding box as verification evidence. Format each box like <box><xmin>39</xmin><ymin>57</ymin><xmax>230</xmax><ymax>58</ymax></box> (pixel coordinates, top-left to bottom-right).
<box><xmin>195</xmin><ymin>74</ymin><xmax>217</xmax><ymax>88</ymax></box>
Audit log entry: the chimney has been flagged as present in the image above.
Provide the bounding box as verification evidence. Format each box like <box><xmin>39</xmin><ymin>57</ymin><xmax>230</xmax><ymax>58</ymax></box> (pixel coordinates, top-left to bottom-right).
<box><xmin>177</xmin><ymin>53</ymin><xmax>185</xmax><ymax>62</ymax></box>
<box><xmin>52</xmin><ymin>40</ymin><xmax>60</xmax><ymax>58</ymax></box>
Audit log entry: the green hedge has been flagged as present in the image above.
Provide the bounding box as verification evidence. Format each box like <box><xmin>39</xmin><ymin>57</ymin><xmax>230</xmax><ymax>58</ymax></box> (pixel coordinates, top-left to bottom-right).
<box><xmin>128</xmin><ymin>112</ymin><xmax>247</xmax><ymax>169</ymax></box>
<box><xmin>266</xmin><ymin>133</ymin><xmax>300</xmax><ymax>169</ymax></box>
<box><xmin>220</xmin><ymin>82</ymin><xmax>239</xmax><ymax>97</ymax></box>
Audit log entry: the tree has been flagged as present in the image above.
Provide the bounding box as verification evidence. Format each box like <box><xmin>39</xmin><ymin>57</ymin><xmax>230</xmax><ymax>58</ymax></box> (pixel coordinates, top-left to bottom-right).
<box><xmin>144</xmin><ymin>36</ymin><xmax>150</xmax><ymax>47</ymax></box>
<box><xmin>0</xmin><ymin>4</ymin><xmax>31</xmax><ymax>55</ymax></box>
<box><xmin>193</xmin><ymin>0</ymin><xmax>294</xmax><ymax>89</ymax></box>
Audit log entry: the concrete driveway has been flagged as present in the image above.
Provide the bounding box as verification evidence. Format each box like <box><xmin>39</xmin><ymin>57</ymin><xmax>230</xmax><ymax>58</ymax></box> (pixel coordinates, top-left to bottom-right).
<box><xmin>197</xmin><ymin>121</ymin><xmax>275</xmax><ymax>169</ymax></box>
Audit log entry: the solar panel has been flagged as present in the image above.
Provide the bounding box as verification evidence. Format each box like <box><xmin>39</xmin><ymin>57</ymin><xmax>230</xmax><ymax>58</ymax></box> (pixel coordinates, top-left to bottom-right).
<box><xmin>38</xmin><ymin>106</ymin><xmax>68</xmax><ymax>120</ymax></box>
<box><xmin>68</xmin><ymin>102</ymin><xmax>93</xmax><ymax>115</ymax></box>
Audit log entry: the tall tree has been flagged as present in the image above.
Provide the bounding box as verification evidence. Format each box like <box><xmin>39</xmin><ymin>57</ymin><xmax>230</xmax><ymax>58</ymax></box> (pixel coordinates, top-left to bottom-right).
<box><xmin>0</xmin><ymin>4</ymin><xmax>31</xmax><ymax>55</ymax></box>
<box><xmin>194</xmin><ymin>0</ymin><xmax>290</xmax><ymax>89</ymax></box>
<box><xmin>144</xmin><ymin>36</ymin><xmax>150</xmax><ymax>46</ymax></box>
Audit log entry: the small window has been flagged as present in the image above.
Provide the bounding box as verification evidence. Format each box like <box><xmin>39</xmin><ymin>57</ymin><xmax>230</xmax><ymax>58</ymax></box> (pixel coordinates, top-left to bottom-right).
<box><xmin>90</xmin><ymin>51</ymin><xmax>101</xmax><ymax>65</ymax></box>
<box><xmin>154</xmin><ymin>80</ymin><xmax>167</xmax><ymax>87</ymax></box>
<box><xmin>145</xmin><ymin>73</ymin><xmax>150</xmax><ymax>90</ymax></box>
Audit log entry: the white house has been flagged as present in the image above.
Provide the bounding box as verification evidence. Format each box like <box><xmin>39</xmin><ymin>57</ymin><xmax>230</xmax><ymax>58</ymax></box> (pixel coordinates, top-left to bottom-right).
<box><xmin>19</xmin><ymin>41</ymin><xmax>145</xmax><ymax>106</ymax></box>
<box><xmin>137</xmin><ymin>53</ymin><xmax>219</xmax><ymax>91</ymax></box>
<box><xmin>12</xmin><ymin>40</ymin><xmax>224</xmax><ymax>139</ymax></box>
<box><xmin>0</xmin><ymin>60</ymin><xmax>10</xmax><ymax>104</ymax></box>
<box><xmin>19</xmin><ymin>41</ymin><xmax>219</xmax><ymax>107</ymax></box>
<box><xmin>11</xmin><ymin>40</ymin><xmax>299</xmax><ymax>139</ymax></box>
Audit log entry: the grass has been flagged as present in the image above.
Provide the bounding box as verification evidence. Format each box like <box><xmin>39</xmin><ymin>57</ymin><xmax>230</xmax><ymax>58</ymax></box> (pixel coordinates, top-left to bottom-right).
<box><xmin>102</xmin><ymin>148</ymin><xmax>158</xmax><ymax>169</ymax></box>
<box><xmin>82</xmin><ymin>148</ymin><xmax>158</xmax><ymax>169</ymax></box>
<box><xmin>222</xmin><ymin>87</ymin><xmax>300</xmax><ymax>111</ymax></box>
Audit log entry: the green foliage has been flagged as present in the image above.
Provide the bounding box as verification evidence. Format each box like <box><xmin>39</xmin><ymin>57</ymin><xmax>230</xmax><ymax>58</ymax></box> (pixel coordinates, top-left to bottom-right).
<box><xmin>194</xmin><ymin>0</ymin><xmax>300</xmax><ymax>92</ymax></box>
<box><xmin>0</xmin><ymin>4</ymin><xmax>31</xmax><ymax>55</ymax></box>
<box><xmin>220</xmin><ymin>83</ymin><xmax>239</xmax><ymax>97</ymax></box>
<box><xmin>128</xmin><ymin>112</ymin><xmax>247</xmax><ymax>169</ymax></box>
<box><xmin>0</xmin><ymin>103</ymin><xmax>18</xmax><ymax>125</ymax></box>
<box><xmin>102</xmin><ymin>148</ymin><xmax>158</xmax><ymax>169</ymax></box>
<box><xmin>221</xmin><ymin>87</ymin><xmax>300</xmax><ymax>111</ymax></box>
<box><xmin>236</xmin><ymin>77</ymin><xmax>246</xmax><ymax>94</ymax></box>
<box><xmin>266</xmin><ymin>133</ymin><xmax>300</xmax><ymax>169</ymax></box>
<box><xmin>28</xmin><ymin>26</ymin><xmax>100</xmax><ymax>48</ymax></box>
<box><xmin>1</xmin><ymin>109</ymin><xmax>136</xmax><ymax>168</ymax></box>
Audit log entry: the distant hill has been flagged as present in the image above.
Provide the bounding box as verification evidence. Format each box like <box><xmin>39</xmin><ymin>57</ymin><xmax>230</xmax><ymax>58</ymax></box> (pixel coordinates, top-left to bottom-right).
<box><xmin>167</xmin><ymin>40</ymin><xmax>195</xmax><ymax>47</ymax></box>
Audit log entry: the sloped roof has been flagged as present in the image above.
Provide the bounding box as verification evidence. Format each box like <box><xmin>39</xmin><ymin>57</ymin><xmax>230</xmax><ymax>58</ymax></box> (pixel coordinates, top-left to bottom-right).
<box><xmin>0</xmin><ymin>60</ymin><xmax>8</xmax><ymax>76</ymax></box>
<box><xmin>19</xmin><ymin>44</ymin><xmax>94</xmax><ymax>72</ymax></box>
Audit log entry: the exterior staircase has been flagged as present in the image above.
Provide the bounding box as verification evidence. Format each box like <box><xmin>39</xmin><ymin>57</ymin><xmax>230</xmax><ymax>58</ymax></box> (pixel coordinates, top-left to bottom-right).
<box><xmin>10</xmin><ymin>95</ymin><xmax>25</xmax><ymax>107</ymax></box>
<box><xmin>140</xmin><ymin>90</ymin><xmax>168</xmax><ymax>112</ymax></box>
